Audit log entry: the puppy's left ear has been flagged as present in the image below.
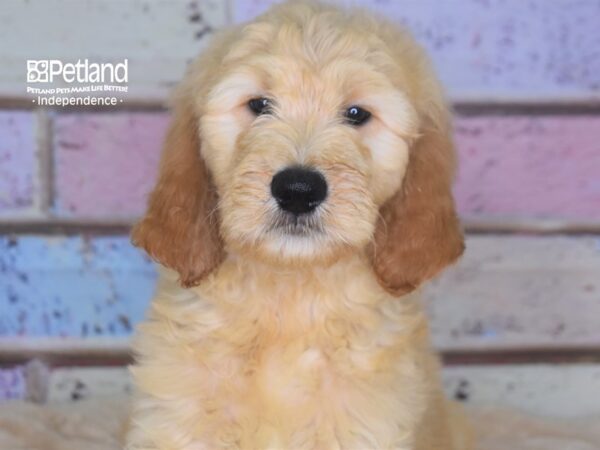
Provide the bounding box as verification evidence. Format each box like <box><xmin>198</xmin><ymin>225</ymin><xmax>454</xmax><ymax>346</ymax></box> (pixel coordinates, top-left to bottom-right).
<box><xmin>131</xmin><ymin>100</ymin><xmax>225</xmax><ymax>287</ymax></box>
<box><xmin>370</xmin><ymin>112</ymin><xmax>464</xmax><ymax>296</ymax></box>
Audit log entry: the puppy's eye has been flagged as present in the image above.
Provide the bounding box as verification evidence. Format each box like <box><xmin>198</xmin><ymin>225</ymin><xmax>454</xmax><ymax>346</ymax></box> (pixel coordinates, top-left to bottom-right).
<box><xmin>248</xmin><ymin>97</ymin><xmax>272</xmax><ymax>116</ymax></box>
<box><xmin>344</xmin><ymin>106</ymin><xmax>371</xmax><ymax>126</ymax></box>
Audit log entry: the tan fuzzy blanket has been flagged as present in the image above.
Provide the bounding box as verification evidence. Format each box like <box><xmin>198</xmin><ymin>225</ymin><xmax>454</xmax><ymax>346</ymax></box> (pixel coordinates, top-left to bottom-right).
<box><xmin>0</xmin><ymin>397</ymin><xmax>599</xmax><ymax>450</ymax></box>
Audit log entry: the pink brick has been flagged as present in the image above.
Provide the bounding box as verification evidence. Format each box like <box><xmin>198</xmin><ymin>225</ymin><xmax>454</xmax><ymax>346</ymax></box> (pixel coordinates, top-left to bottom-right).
<box><xmin>0</xmin><ymin>111</ymin><xmax>36</xmax><ymax>213</ymax></box>
<box><xmin>52</xmin><ymin>113</ymin><xmax>600</xmax><ymax>221</ymax></box>
<box><xmin>53</xmin><ymin>113</ymin><xmax>168</xmax><ymax>218</ymax></box>
<box><xmin>454</xmin><ymin>116</ymin><xmax>600</xmax><ymax>220</ymax></box>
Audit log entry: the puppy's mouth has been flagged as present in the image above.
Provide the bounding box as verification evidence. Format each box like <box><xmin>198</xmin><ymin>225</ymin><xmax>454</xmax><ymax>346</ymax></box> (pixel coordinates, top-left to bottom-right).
<box><xmin>268</xmin><ymin>211</ymin><xmax>324</xmax><ymax>237</ymax></box>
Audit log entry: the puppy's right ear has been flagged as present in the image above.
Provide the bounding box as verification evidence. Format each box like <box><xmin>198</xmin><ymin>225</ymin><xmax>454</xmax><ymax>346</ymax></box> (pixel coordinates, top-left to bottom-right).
<box><xmin>131</xmin><ymin>101</ymin><xmax>225</xmax><ymax>287</ymax></box>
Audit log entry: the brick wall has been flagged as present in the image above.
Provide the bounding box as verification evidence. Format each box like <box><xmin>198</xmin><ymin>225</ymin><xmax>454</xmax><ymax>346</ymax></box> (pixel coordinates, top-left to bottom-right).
<box><xmin>0</xmin><ymin>0</ymin><xmax>599</xmax><ymax>400</ymax></box>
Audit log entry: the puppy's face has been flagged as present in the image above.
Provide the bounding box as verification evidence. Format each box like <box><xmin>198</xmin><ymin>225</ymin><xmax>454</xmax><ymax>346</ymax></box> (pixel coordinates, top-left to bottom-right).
<box><xmin>132</xmin><ymin>3</ymin><xmax>464</xmax><ymax>295</ymax></box>
<box><xmin>201</xmin><ymin>23</ymin><xmax>418</xmax><ymax>264</ymax></box>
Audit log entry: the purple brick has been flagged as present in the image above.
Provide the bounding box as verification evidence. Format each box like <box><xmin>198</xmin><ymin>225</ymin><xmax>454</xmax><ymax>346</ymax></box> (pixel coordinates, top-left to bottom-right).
<box><xmin>0</xmin><ymin>111</ymin><xmax>36</xmax><ymax>213</ymax></box>
<box><xmin>0</xmin><ymin>366</ymin><xmax>26</xmax><ymax>401</ymax></box>
<box><xmin>233</xmin><ymin>0</ymin><xmax>600</xmax><ymax>100</ymax></box>
<box><xmin>454</xmin><ymin>116</ymin><xmax>600</xmax><ymax>220</ymax></box>
<box><xmin>0</xmin><ymin>235</ymin><xmax>156</xmax><ymax>337</ymax></box>
<box><xmin>53</xmin><ymin>113</ymin><xmax>168</xmax><ymax>218</ymax></box>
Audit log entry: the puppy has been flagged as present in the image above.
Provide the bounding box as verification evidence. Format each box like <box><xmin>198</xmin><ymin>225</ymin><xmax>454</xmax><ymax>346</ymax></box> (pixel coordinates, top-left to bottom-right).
<box><xmin>127</xmin><ymin>2</ymin><xmax>470</xmax><ymax>449</ymax></box>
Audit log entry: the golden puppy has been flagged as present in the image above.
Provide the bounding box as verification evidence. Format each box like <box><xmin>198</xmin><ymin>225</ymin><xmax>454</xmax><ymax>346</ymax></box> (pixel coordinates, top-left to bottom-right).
<box><xmin>127</xmin><ymin>1</ymin><xmax>470</xmax><ymax>449</ymax></box>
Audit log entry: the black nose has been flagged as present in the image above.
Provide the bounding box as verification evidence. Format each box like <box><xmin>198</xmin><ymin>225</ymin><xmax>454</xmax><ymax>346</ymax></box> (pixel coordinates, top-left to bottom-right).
<box><xmin>270</xmin><ymin>166</ymin><xmax>328</xmax><ymax>215</ymax></box>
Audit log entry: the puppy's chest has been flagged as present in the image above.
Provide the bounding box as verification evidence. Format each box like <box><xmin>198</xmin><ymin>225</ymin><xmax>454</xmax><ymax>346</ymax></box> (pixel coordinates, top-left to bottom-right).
<box><xmin>148</xmin><ymin>272</ymin><xmax>429</xmax><ymax>447</ymax></box>
<box><xmin>188</xmin><ymin>279</ymin><xmax>422</xmax><ymax>404</ymax></box>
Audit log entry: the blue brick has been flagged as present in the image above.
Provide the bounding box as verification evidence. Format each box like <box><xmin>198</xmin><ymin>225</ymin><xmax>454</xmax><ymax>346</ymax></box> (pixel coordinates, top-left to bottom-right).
<box><xmin>0</xmin><ymin>236</ymin><xmax>157</xmax><ymax>337</ymax></box>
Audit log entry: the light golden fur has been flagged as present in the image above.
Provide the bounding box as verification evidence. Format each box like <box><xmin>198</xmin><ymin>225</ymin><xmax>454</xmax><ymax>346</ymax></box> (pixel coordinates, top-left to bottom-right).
<box><xmin>127</xmin><ymin>2</ymin><xmax>470</xmax><ymax>449</ymax></box>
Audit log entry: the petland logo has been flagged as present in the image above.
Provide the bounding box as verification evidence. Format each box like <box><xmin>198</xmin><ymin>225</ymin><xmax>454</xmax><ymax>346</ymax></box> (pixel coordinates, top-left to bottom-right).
<box><xmin>26</xmin><ymin>59</ymin><xmax>129</xmax><ymax>106</ymax></box>
<box><xmin>27</xmin><ymin>59</ymin><xmax>128</xmax><ymax>83</ymax></box>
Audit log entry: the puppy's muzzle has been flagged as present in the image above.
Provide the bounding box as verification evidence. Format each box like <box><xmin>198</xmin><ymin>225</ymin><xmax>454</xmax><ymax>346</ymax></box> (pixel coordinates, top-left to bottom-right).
<box><xmin>271</xmin><ymin>166</ymin><xmax>327</xmax><ymax>216</ymax></box>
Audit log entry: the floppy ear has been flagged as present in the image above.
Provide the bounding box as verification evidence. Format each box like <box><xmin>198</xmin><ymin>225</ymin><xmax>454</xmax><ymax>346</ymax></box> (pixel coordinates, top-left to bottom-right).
<box><xmin>370</xmin><ymin>114</ymin><xmax>465</xmax><ymax>296</ymax></box>
<box><xmin>131</xmin><ymin>101</ymin><xmax>225</xmax><ymax>287</ymax></box>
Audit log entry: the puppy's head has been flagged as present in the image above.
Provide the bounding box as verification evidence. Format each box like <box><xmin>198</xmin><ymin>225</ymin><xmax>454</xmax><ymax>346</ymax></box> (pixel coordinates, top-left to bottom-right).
<box><xmin>132</xmin><ymin>2</ymin><xmax>464</xmax><ymax>295</ymax></box>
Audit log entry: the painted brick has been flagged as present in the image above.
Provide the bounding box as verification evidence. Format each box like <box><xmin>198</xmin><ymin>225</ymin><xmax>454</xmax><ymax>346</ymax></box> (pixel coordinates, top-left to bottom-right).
<box><xmin>454</xmin><ymin>116</ymin><xmax>600</xmax><ymax>220</ymax></box>
<box><xmin>444</xmin><ymin>364</ymin><xmax>600</xmax><ymax>418</ymax></box>
<box><xmin>0</xmin><ymin>366</ymin><xmax>26</xmax><ymax>401</ymax></box>
<box><xmin>53</xmin><ymin>113</ymin><xmax>168</xmax><ymax>218</ymax></box>
<box><xmin>0</xmin><ymin>235</ymin><xmax>156</xmax><ymax>337</ymax></box>
<box><xmin>425</xmin><ymin>235</ymin><xmax>600</xmax><ymax>350</ymax></box>
<box><xmin>0</xmin><ymin>111</ymin><xmax>36</xmax><ymax>213</ymax></box>
<box><xmin>48</xmin><ymin>367</ymin><xmax>131</xmax><ymax>402</ymax></box>
<box><xmin>233</xmin><ymin>0</ymin><xmax>600</xmax><ymax>101</ymax></box>
<box><xmin>2</xmin><ymin>234</ymin><xmax>599</xmax><ymax>350</ymax></box>
<box><xmin>44</xmin><ymin>365</ymin><xmax>600</xmax><ymax>418</ymax></box>
<box><xmin>53</xmin><ymin>112</ymin><xmax>600</xmax><ymax>220</ymax></box>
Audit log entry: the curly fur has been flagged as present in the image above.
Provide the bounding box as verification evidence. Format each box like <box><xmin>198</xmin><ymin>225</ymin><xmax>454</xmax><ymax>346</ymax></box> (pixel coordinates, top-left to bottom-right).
<box><xmin>128</xmin><ymin>2</ymin><xmax>469</xmax><ymax>449</ymax></box>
